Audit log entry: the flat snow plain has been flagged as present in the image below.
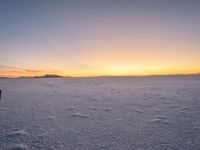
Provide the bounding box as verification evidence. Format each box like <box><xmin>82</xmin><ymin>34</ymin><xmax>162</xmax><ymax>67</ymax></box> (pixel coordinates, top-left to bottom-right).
<box><xmin>0</xmin><ymin>76</ymin><xmax>200</xmax><ymax>150</ymax></box>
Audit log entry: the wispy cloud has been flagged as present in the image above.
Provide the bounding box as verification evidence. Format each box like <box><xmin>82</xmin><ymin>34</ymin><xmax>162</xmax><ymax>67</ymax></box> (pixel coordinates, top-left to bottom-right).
<box><xmin>0</xmin><ymin>64</ymin><xmax>58</xmax><ymax>77</ymax></box>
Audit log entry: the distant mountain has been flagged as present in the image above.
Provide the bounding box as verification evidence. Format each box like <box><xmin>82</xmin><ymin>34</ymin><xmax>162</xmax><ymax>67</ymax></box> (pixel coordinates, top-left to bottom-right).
<box><xmin>1</xmin><ymin>73</ymin><xmax>200</xmax><ymax>79</ymax></box>
<box><xmin>34</xmin><ymin>74</ymin><xmax>64</xmax><ymax>78</ymax></box>
<box><xmin>0</xmin><ymin>77</ymin><xmax>9</xmax><ymax>79</ymax></box>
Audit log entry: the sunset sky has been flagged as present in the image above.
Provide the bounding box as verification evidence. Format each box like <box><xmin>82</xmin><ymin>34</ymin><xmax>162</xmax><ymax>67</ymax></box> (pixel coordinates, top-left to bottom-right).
<box><xmin>0</xmin><ymin>0</ymin><xmax>200</xmax><ymax>77</ymax></box>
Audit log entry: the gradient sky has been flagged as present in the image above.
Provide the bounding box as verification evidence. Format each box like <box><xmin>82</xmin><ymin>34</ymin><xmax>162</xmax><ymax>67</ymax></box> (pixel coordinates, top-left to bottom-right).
<box><xmin>0</xmin><ymin>0</ymin><xmax>200</xmax><ymax>77</ymax></box>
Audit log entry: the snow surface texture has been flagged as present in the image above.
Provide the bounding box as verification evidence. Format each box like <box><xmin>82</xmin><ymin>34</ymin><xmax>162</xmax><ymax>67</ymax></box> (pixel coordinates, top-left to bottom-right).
<box><xmin>0</xmin><ymin>76</ymin><xmax>200</xmax><ymax>150</ymax></box>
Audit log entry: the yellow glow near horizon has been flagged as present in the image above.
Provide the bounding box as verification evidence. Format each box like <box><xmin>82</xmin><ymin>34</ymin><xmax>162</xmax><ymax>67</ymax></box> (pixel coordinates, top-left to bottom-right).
<box><xmin>1</xmin><ymin>46</ymin><xmax>200</xmax><ymax>78</ymax></box>
<box><xmin>1</xmin><ymin>28</ymin><xmax>200</xmax><ymax>78</ymax></box>
<box><xmin>1</xmin><ymin>66</ymin><xmax>200</xmax><ymax>78</ymax></box>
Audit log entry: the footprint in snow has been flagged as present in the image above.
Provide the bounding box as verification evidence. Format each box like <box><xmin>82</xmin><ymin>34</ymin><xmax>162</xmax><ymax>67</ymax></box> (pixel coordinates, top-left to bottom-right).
<box><xmin>153</xmin><ymin>109</ymin><xmax>162</xmax><ymax>113</ymax></box>
<box><xmin>116</xmin><ymin>118</ymin><xmax>123</xmax><ymax>121</ymax></box>
<box><xmin>158</xmin><ymin>97</ymin><xmax>167</xmax><ymax>100</ymax></box>
<box><xmin>72</xmin><ymin>113</ymin><xmax>90</xmax><ymax>119</ymax></box>
<box><xmin>194</xmin><ymin>124</ymin><xmax>200</xmax><ymax>130</ymax></box>
<box><xmin>68</xmin><ymin>106</ymin><xmax>76</xmax><ymax>111</ymax></box>
<box><xmin>181</xmin><ymin>107</ymin><xmax>190</xmax><ymax>111</ymax></box>
<box><xmin>46</xmin><ymin>116</ymin><xmax>57</xmax><ymax>120</ymax></box>
<box><xmin>150</xmin><ymin>118</ymin><xmax>163</xmax><ymax>123</ymax></box>
<box><xmin>6</xmin><ymin>130</ymin><xmax>29</xmax><ymax>138</ymax></box>
<box><xmin>155</xmin><ymin>115</ymin><xmax>167</xmax><ymax>120</ymax></box>
<box><xmin>103</xmin><ymin>108</ymin><xmax>112</xmax><ymax>112</ymax></box>
<box><xmin>150</xmin><ymin>116</ymin><xmax>173</xmax><ymax>125</ymax></box>
<box><xmin>169</xmin><ymin>105</ymin><xmax>178</xmax><ymax>108</ymax></box>
<box><xmin>88</xmin><ymin>97</ymin><xmax>99</xmax><ymax>101</ymax></box>
<box><xmin>7</xmin><ymin>144</ymin><xmax>28</xmax><ymax>150</ymax></box>
<box><xmin>150</xmin><ymin>115</ymin><xmax>167</xmax><ymax>122</ymax></box>
<box><xmin>88</xmin><ymin>107</ymin><xmax>98</xmax><ymax>110</ymax></box>
<box><xmin>134</xmin><ymin>109</ymin><xmax>144</xmax><ymax>114</ymax></box>
<box><xmin>162</xmin><ymin>121</ymin><xmax>174</xmax><ymax>125</ymax></box>
<box><xmin>0</xmin><ymin>108</ymin><xmax>8</xmax><ymax>111</ymax></box>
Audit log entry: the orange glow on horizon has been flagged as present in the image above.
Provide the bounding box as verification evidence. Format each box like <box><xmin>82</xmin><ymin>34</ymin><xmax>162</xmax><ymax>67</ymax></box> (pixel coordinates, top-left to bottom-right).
<box><xmin>1</xmin><ymin>67</ymin><xmax>200</xmax><ymax>78</ymax></box>
<box><xmin>1</xmin><ymin>32</ymin><xmax>200</xmax><ymax>78</ymax></box>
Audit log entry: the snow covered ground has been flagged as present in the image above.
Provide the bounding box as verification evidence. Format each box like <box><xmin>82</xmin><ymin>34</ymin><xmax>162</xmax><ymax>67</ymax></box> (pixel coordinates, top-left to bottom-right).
<box><xmin>0</xmin><ymin>76</ymin><xmax>200</xmax><ymax>150</ymax></box>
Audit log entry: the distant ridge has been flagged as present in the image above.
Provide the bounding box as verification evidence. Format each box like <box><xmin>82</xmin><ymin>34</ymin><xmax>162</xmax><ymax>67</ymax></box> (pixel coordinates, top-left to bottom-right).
<box><xmin>94</xmin><ymin>73</ymin><xmax>200</xmax><ymax>78</ymax></box>
<box><xmin>34</xmin><ymin>74</ymin><xmax>65</xmax><ymax>78</ymax></box>
<box><xmin>0</xmin><ymin>77</ymin><xmax>9</xmax><ymax>79</ymax></box>
<box><xmin>1</xmin><ymin>73</ymin><xmax>200</xmax><ymax>79</ymax></box>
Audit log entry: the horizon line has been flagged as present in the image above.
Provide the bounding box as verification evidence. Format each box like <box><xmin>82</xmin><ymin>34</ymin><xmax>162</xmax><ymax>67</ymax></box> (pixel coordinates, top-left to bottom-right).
<box><xmin>1</xmin><ymin>73</ymin><xmax>200</xmax><ymax>79</ymax></box>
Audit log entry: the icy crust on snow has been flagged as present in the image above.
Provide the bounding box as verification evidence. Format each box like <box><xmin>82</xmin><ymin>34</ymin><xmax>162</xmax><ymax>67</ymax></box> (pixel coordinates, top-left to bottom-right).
<box><xmin>0</xmin><ymin>76</ymin><xmax>200</xmax><ymax>149</ymax></box>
